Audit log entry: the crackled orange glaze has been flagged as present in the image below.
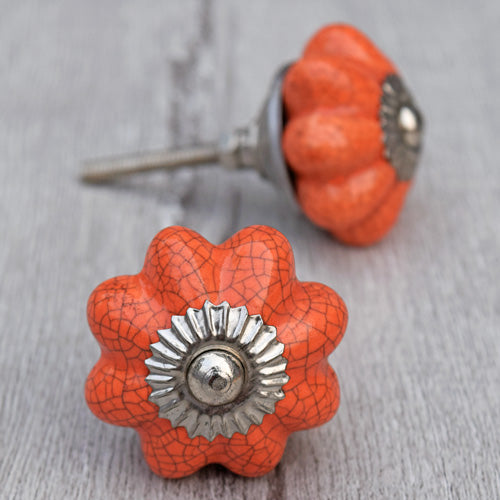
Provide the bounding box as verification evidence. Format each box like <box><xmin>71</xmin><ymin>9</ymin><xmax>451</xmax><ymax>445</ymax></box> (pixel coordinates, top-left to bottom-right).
<box><xmin>85</xmin><ymin>225</ymin><xmax>348</xmax><ymax>478</ymax></box>
<box><xmin>283</xmin><ymin>24</ymin><xmax>413</xmax><ymax>245</ymax></box>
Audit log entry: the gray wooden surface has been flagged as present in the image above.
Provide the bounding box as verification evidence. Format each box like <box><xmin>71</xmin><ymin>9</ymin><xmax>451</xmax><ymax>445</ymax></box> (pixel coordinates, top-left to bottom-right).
<box><xmin>1</xmin><ymin>1</ymin><xmax>499</xmax><ymax>499</ymax></box>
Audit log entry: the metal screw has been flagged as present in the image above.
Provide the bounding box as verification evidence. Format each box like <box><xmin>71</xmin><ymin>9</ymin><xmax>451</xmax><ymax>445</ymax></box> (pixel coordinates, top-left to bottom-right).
<box><xmin>80</xmin><ymin>126</ymin><xmax>258</xmax><ymax>184</ymax></box>
<box><xmin>79</xmin><ymin>65</ymin><xmax>300</xmax><ymax>211</ymax></box>
<box><xmin>186</xmin><ymin>347</ymin><xmax>246</xmax><ymax>406</ymax></box>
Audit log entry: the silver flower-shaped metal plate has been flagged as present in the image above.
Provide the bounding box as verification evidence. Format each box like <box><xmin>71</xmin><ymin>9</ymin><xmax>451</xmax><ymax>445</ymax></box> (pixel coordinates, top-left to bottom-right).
<box><xmin>145</xmin><ymin>301</ymin><xmax>290</xmax><ymax>441</ymax></box>
<box><xmin>380</xmin><ymin>74</ymin><xmax>423</xmax><ymax>181</ymax></box>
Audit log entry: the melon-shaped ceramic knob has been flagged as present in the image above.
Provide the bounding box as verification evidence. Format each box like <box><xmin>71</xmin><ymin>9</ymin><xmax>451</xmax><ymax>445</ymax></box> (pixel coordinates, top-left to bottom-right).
<box><xmin>81</xmin><ymin>24</ymin><xmax>423</xmax><ymax>247</ymax></box>
<box><xmin>282</xmin><ymin>24</ymin><xmax>423</xmax><ymax>245</ymax></box>
<box><xmin>85</xmin><ymin>225</ymin><xmax>348</xmax><ymax>478</ymax></box>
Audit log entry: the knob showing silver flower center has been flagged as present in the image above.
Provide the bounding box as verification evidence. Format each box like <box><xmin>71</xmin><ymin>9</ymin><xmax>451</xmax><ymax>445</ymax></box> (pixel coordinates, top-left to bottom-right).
<box><xmin>186</xmin><ymin>348</ymin><xmax>245</xmax><ymax>406</ymax></box>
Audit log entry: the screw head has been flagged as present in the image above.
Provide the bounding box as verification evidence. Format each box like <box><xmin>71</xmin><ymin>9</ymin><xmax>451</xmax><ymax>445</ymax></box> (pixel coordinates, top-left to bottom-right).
<box><xmin>186</xmin><ymin>348</ymin><xmax>246</xmax><ymax>406</ymax></box>
<box><xmin>398</xmin><ymin>104</ymin><xmax>422</xmax><ymax>148</ymax></box>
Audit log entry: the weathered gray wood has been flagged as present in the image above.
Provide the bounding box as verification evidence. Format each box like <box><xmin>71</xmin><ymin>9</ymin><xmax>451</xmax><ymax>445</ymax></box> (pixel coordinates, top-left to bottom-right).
<box><xmin>0</xmin><ymin>1</ymin><xmax>499</xmax><ymax>499</ymax></box>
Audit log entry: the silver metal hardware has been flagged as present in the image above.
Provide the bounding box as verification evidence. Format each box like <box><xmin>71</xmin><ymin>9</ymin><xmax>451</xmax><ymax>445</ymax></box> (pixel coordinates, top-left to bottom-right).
<box><xmin>145</xmin><ymin>301</ymin><xmax>290</xmax><ymax>441</ymax></box>
<box><xmin>82</xmin><ymin>68</ymin><xmax>423</xmax><ymax>205</ymax></box>
<box><xmin>380</xmin><ymin>74</ymin><xmax>423</xmax><ymax>181</ymax></box>
<box><xmin>186</xmin><ymin>346</ymin><xmax>245</xmax><ymax>406</ymax></box>
<box><xmin>81</xmin><ymin>65</ymin><xmax>299</xmax><ymax>210</ymax></box>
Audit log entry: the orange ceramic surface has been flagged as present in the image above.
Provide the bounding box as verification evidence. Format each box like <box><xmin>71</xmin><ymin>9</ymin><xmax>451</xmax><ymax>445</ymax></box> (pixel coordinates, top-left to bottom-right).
<box><xmin>282</xmin><ymin>24</ymin><xmax>420</xmax><ymax>245</ymax></box>
<box><xmin>85</xmin><ymin>225</ymin><xmax>348</xmax><ymax>478</ymax></box>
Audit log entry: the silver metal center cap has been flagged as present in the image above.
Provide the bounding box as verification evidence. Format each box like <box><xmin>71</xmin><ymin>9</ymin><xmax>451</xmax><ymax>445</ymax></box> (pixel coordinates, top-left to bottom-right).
<box><xmin>187</xmin><ymin>348</ymin><xmax>245</xmax><ymax>406</ymax></box>
<box><xmin>145</xmin><ymin>301</ymin><xmax>289</xmax><ymax>440</ymax></box>
<box><xmin>380</xmin><ymin>73</ymin><xmax>423</xmax><ymax>181</ymax></box>
<box><xmin>398</xmin><ymin>105</ymin><xmax>419</xmax><ymax>132</ymax></box>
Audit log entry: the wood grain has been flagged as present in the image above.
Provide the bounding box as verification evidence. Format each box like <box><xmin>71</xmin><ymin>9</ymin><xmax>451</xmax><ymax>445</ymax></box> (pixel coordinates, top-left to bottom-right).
<box><xmin>0</xmin><ymin>1</ymin><xmax>499</xmax><ymax>499</ymax></box>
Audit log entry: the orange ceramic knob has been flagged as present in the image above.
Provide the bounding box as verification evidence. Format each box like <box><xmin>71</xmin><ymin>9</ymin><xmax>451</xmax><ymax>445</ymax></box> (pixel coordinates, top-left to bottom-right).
<box><xmin>85</xmin><ymin>225</ymin><xmax>348</xmax><ymax>478</ymax></box>
<box><xmin>283</xmin><ymin>24</ymin><xmax>423</xmax><ymax>245</ymax></box>
<box><xmin>82</xmin><ymin>25</ymin><xmax>422</xmax><ymax>247</ymax></box>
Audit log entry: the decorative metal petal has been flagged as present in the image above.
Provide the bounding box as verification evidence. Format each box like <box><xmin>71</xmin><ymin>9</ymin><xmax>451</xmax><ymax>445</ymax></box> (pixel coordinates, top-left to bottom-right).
<box><xmin>145</xmin><ymin>301</ymin><xmax>289</xmax><ymax>441</ymax></box>
<box><xmin>380</xmin><ymin>74</ymin><xmax>423</xmax><ymax>181</ymax></box>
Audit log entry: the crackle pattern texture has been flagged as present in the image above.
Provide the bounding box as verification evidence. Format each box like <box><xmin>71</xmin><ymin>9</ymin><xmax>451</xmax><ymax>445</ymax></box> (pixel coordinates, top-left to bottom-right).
<box><xmin>282</xmin><ymin>24</ymin><xmax>418</xmax><ymax>245</ymax></box>
<box><xmin>85</xmin><ymin>225</ymin><xmax>348</xmax><ymax>477</ymax></box>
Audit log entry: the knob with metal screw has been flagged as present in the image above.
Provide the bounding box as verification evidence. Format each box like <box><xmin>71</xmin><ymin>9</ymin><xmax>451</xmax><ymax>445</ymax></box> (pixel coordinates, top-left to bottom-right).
<box><xmin>84</xmin><ymin>225</ymin><xmax>348</xmax><ymax>477</ymax></box>
<box><xmin>82</xmin><ymin>24</ymin><xmax>424</xmax><ymax>245</ymax></box>
<box><xmin>81</xmin><ymin>65</ymin><xmax>298</xmax><ymax>208</ymax></box>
